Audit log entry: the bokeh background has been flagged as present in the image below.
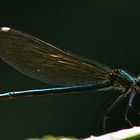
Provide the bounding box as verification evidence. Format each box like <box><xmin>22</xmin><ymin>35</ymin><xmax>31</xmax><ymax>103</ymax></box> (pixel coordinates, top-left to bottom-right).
<box><xmin>0</xmin><ymin>0</ymin><xmax>140</xmax><ymax>140</ymax></box>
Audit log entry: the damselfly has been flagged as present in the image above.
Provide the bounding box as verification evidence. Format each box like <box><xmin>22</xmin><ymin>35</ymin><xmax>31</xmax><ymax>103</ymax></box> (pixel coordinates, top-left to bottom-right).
<box><xmin>0</xmin><ymin>27</ymin><xmax>139</xmax><ymax>132</ymax></box>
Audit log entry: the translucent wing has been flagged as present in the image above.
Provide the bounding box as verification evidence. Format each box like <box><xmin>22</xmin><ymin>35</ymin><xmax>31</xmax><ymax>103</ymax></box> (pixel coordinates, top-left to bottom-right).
<box><xmin>0</xmin><ymin>27</ymin><xmax>112</xmax><ymax>86</ymax></box>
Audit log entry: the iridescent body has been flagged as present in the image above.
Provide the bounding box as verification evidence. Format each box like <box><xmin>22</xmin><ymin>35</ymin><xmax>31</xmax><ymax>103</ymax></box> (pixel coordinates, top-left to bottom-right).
<box><xmin>0</xmin><ymin>27</ymin><xmax>140</xmax><ymax>131</ymax></box>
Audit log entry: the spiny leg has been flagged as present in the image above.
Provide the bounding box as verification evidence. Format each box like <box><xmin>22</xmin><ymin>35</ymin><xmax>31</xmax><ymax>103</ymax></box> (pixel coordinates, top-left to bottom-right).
<box><xmin>96</xmin><ymin>94</ymin><xmax>124</xmax><ymax>133</ymax></box>
<box><xmin>103</xmin><ymin>88</ymin><xmax>134</xmax><ymax>133</ymax></box>
<box><xmin>124</xmin><ymin>91</ymin><xmax>137</xmax><ymax>126</ymax></box>
<box><xmin>103</xmin><ymin>88</ymin><xmax>137</xmax><ymax>133</ymax></box>
<box><xmin>129</xmin><ymin>99</ymin><xmax>140</xmax><ymax>116</ymax></box>
<box><xmin>102</xmin><ymin>93</ymin><xmax>128</xmax><ymax>133</ymax></box>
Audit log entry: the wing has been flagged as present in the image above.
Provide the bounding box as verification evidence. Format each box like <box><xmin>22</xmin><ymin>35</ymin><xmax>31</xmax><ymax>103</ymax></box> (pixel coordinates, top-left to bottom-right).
<box><xmin>0</xmin><ymin>27</ymin><xmax>112</xmax><ymax>86</ymax></box>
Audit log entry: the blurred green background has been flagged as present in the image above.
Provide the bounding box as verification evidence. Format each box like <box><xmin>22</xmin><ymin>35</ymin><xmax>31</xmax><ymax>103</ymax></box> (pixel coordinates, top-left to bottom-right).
<box><xmin>0</xmin><ymin>0</ymin><xmax>140</xmax><ymax>140</ymax></box>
